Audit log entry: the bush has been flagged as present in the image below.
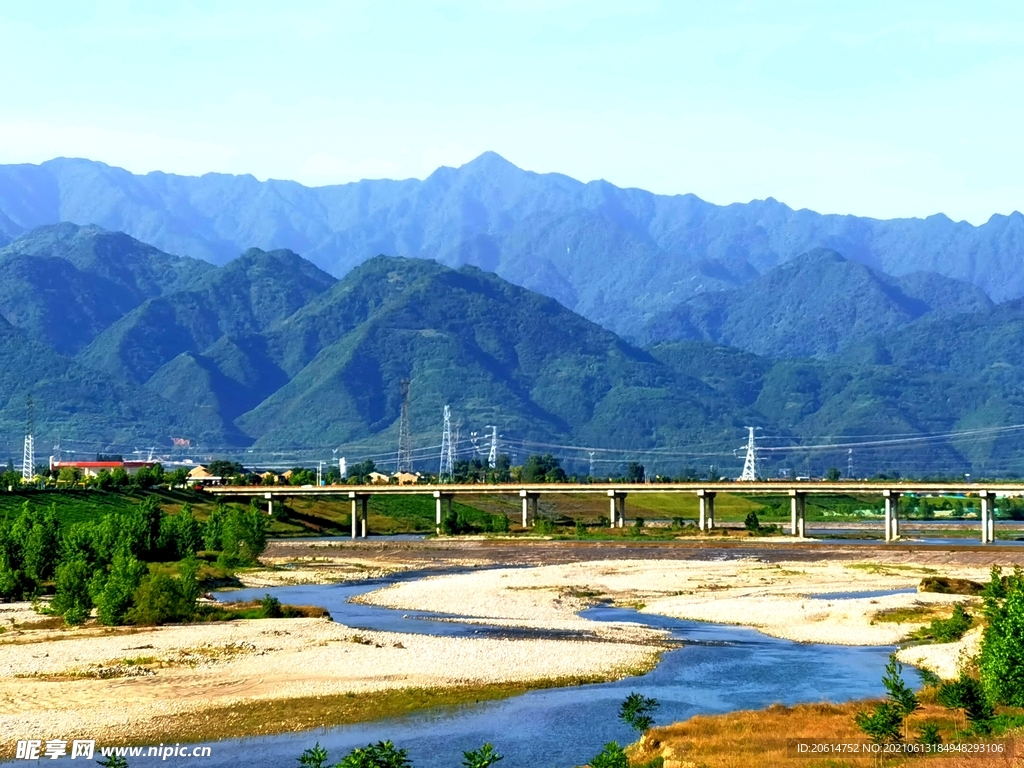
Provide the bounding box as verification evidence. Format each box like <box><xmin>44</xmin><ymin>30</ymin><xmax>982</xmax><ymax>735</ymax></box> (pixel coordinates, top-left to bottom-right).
<box><xmin>261</xmin><ymin>594</ymin><xmax>283</xmax><ymax>618</ymax></box>
<box><xmin>51</xmin><ymin>556</ymin><xmax>94</xmax><ymax>625</ymax></box>
<box><xmin>127</xmin><ymin>572</ymin><xmax>195</xmax><ymax>626</ymax></box>
<box><xmin>744</xmin><ymin>511</ymin><xmax>761</xmax><ymax>532</ymax></box>
<box><xmin>93</xmin><ymin>549</ymin><xmax>146</xmax><ymax>626</ymax></box>
<box><xmin>916</xmin><ymin>603</ymin><xmax>972</xmax><ymax>643</ymax></box>
<box><xmin>462</xmin><ymin>743</ymin><xmax>503</xmax><ymax>768</ymax></box>
<box><xmin>937</xmin><ymin>673</ymin><xmax>994</xmax><ymax>733</ymax></box>
<box><xmin>855</xmin><ymin>702</ymin><xmax>903</xmax><ymax>744</ymax></box>
<box><xmin>533</xmin><ymin>518</ymin><xmax>555</xmax><ymax>535</ymax></box>
<box><xmin>589</xmin><ymin>742</ymin><xmax>628</xmax><ymax>768</ymax></box>
<box><xmin>337</xmin><ymin>741</ymin><xmax>411</xmax><ymax>768</ymax></box>
<box><xmin>979</xmin><ymin>567</ymin><xmax>1024</xmax><ymax>706</ymax></box>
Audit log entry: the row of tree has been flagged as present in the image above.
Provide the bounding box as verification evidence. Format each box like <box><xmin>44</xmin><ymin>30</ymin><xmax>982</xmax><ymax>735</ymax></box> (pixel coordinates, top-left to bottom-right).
<box><xmin>0</xmin><ymin>499</ymin><xmax>268</xmax><ymax>625</ymax></box>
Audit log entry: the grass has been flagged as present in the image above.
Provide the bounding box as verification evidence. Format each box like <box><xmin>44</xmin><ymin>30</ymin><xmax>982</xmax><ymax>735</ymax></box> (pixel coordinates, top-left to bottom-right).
<box><xmin>628</xmin><ymin>700</ymin><xmax>1024</xmax><ymax>768</ymax></box>
<box><xmin>105</xmin><ymin>676</ymin><xmax>613</xmax><ymax>747</ymax></box>
<box><xmin>872</xmin><ymin>604</ymin><xmax>944</xmax><ymax>624</ymax></box>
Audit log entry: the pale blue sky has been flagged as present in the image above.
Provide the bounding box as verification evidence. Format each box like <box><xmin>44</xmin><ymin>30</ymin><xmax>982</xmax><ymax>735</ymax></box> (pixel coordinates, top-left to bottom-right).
<box><xmin>2</xmin><ymin>1</ymin><xmax>1023</xmax><ymax>222</ymax></box>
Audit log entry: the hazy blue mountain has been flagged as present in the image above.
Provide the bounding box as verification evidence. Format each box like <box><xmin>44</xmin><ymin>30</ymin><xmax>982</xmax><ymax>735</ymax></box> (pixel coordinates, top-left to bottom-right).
<box><xmin>0</xmin><ymin>224</ymin><xmax>212</xmax><ymax>354</ymax></box>
<box><xmin>2</xmin><ymin>154</ymin><xmax>1023</xmax><ymax>341</ymax></box>
<box><xmin>643</xmin><ymin>249</ymin><xmax>994</xmax><ymax>358</ymax></box>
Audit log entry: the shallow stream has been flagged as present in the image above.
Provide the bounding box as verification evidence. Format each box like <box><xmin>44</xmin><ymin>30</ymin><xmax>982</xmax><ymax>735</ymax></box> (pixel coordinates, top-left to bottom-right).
<box><xmin>145</xmin><ymin>575</ymin><xmax>916</xmax><ymax>768</ymax></box>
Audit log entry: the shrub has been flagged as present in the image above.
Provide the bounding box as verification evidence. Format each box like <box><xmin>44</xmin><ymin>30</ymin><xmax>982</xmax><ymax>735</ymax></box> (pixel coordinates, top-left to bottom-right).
<box><xmin>978</xmin><ymin>567</ymin><xmax>1024</xmax><ymax>706</ymax></box>
<box><xmin>298</xmin><ymin>743</ymin><xmax>330</xmax><ymax>768</ymax></box>
<box><xmin>261</xmin><ymin>594</ymin><xmax>283</xmax><ymax>618</ymax></box>
<box><xmin>589</xmin><ymin>742</ymin><xmax>628</xmax><ymax>768</ymax></box>
<box><xmin>855</xmin><ymin>702</ymin><xmax>904</xmax><ymax>744</ymax></box>
<box><xmin>51</xmin><ymin>556</ymin><xmax>94</xmax><ymax>625</ymax></box>
<box><xmin>917</xmin><ymin>603</ymin><xmax>972</xmax><ymax>643</ymax></box>
<box><xmin>937</xmin><ymin>673</ymin><xmax>994</xmax><ymax>733</ymax></box>
<box><xmin>93</xmin><ymin>549</ymin><xmax>146</xmax><ymax>626</ymax></box>
<box><xmin>744</xmin><ymin>511</ymin><xmax>761</xmax><ymax>532</ymax></box>
<box><xmin>127</xmin><ymin>572</ymin><xmax>194</xmax><ymax>626</ymax></box>
<box><xmin>533</xmin><ymin>518</ymin><xmax>555</xmax><ymax>535</ymax></box>
<box><xmin>462</xmin><ymin>742</ymin><xmax>503</xmax><ymax>768</ymax></box>
<box><xmin>337</xmin><ymin>741</ymin><xmax>411</xmax><ymax>768</ymax></box>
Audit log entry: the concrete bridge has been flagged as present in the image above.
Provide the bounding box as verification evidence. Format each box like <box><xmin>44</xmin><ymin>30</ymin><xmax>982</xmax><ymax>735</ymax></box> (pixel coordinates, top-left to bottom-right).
<box><xmin>204</xmin><ymin>481</ymin><xmax>1021</xmax><ymax>544</ymax></box>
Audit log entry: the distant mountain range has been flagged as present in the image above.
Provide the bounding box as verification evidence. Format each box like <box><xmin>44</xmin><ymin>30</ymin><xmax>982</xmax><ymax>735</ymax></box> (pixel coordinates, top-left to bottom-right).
<box><xmin>1</xmin><ymin>223</ymin><xmax>1024</xmax><ymax>476</ymax></box>
<box><xmin>2</xmin><ymin>153</ymin><xmax>1023</xmax><ymax>344</ymax></box>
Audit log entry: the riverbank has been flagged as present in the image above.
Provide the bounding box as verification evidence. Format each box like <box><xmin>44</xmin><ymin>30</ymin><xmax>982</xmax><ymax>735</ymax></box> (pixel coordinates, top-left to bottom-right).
<box><xmin>1</xmin><ymin>540</ymin><xmax>1018</xmax><ymax>753</ymax></box>
<box><xmin>0</xmin><ymin>594</ymin><xmax>662</xmax><ymax>751</ymax></box>
<box><xmin>360</xmin><ymin>556</ymin><xmax>992</xmax><ymax>647</ymax></box>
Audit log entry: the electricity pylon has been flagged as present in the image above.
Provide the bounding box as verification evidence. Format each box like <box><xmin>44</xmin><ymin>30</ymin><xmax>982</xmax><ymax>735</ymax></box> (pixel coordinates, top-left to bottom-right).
<box><xmin>738</xmin><ymin>426</ymin><xmax>760</xmax><ymax>481</ymax></box>
<box><xmin>397</xmin><ymin>379</ymin><xmax>412</xmax><ymax>472</ymax></box>
<box><xmin>22</xmin><ymin>395</ymin><xmax>35</xmax><ymax>482</ymax></box>
<box><xmin>439</xmin><ymin>405</ymin><xmax>454</xmax><ymax>481</ymax></box>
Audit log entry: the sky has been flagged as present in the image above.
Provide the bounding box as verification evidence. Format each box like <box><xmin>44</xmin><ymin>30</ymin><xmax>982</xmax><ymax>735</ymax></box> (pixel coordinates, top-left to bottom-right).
<box><xmin>2</xmin><ymin>1</ymin><xmax>1024</xmax><ymax>223</ymax></box>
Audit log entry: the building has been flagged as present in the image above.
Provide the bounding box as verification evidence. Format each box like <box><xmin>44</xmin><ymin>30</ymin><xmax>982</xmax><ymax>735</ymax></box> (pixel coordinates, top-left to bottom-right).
<box><xmin>49</xmin><ymin>459</ymin><xmax>158</xmax><ymax>479</ymax></box>
<box><xmin>368</xmin><ymin>471</ymin><xmax>391</xmax><ymax>485</ymax></box>
<box><xmin>393</xmin><ymin>471</ymin><xmax>421</xmax><ymax>486</ymax></box>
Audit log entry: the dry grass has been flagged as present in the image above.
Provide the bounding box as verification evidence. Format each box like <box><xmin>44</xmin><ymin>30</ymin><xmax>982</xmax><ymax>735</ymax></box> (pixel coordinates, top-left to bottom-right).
<box><xmin>629</xmin><ymin>701</ymin><xmax>1022</xmax><ymax>768</ymax></box>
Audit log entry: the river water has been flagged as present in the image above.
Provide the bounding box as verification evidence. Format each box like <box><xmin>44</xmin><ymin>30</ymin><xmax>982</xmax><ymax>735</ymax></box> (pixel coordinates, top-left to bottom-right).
<box><xmin>133</xmin><ymin>575</ymin><xmax>911</xmax><ymax>768</ymax></box>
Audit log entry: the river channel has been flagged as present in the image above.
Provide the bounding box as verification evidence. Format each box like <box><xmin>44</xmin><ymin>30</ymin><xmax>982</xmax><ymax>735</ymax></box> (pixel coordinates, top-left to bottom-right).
<box><xmin>105</xmin><ymin>570</ymin><xmax>914</xmax><ymax>768</ymax></box>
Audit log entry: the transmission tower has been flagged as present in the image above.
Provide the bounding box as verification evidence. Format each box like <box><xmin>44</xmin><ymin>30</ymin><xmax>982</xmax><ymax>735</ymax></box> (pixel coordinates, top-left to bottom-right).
<box><xmin>397</xmin><ymin>379</ymin><xmax>412</xmax><ymax>472</ymax></box>
<box><xmin>439</xmin><ymin>405</ymin><xmax>454</xmax><ymax>480</ymax></box>
<box><xmin>486</xmin><ymin>425</ymin><xmax>498</xmax><ymax>469</ymax></box>
<box><xmin>847</xmin><ymin>449</ymin><xmax>854</xmax><ymax>480</ymax></box>
<box><xmin>589</xmin><ymin>451</ymin><xmax>595</xmax><ymax>478</ymax></box>
<box><xmin>22</xmin><ymin>395</ymin><xmax>35</xmax><ymax>482</ymax></box>
<box><xmin>738</xmin><ymin>426</ymin><xmax>759</xmax><ymax>482</ymax></box>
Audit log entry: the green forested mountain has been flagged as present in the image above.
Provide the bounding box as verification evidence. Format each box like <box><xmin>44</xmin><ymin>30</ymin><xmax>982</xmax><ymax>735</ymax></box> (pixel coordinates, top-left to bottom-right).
<box><xmin>0</xmin><ymin>223</ymin><xmax>1023</xmax><ymax>475</ymax></box>
<box><xmin>0</xmin><ymin>223</ymin><xmax>213</xmax><ymax>354</ymax></box>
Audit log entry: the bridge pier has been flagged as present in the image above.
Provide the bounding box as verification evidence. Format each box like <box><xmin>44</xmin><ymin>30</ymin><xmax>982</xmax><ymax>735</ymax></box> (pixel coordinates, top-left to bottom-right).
<box><xmin>789</xmin><ymin>490</ymin><xmax>806</xmax><ymax>538</ymax></box>
<box><xmin>348</xmin><ymin>492</ymin><xmax>369</xmax><ymax>538</ymax></box>
<box><xmin>607</xmin><ymin>490</ymin><xmax>627</xmax><ymax>528</ymax></box>
<box><xmin>520</xmin><ymin>490</ymin><xmax>539</xmax><ymax>527</ymax></box>
<box><xmin>883</xmin><ymin>490</ymin><xmax>900</xmax><ymax>542</ymax></box>
<box><xmin>698</xmin><ymin>489</ymin><xmax>716</xmax><ymax>531</ymax></box>
<box><xmin>264</xmin><ymin>492</ymin><xmax>274</xmax><ymax>516</ymax></box>
<box><xmin>434</xmin><ymin>491</ymin><xmax>454</xmax><ymax>534</ymax></box>
<box><xmin>980</xmin><ymin>491</ymin><xmax>995</xmax><ymax>544</ymax></box>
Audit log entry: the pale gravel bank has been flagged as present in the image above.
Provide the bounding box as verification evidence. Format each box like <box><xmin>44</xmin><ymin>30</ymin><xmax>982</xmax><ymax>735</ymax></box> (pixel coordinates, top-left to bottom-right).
<box><xmin>0</xmin><ymin>606</ymin><xmax>662</xmax><ymax>751</ymax></box>
<box><xmin>360</xmin><ymin>557</ymin><xmax>992</xmax><ymax>646</ymax></box>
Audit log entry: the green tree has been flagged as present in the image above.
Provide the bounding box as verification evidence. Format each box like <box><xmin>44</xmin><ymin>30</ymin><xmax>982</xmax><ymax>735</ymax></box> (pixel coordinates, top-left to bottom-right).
<box><xmin>625</xmin><ymin>462</ymin><xmax>645</xmax><ymax>483</ymax></box>
<box><xmin>522</xmin><ymin>454</ymin><xmax>565</xmax><ymax>483</ymax></box>
<box><xmin>589</xmin><ymin>742</ymin><xmax>628</xmax><ymax>768</ymax></box>
<box><xmin>937</xmin><ymin>673</ymin><xmax>994</xmax><ymax>734</ymax></box>
<box><xmin>93</xmin><ymin>549</ymin><xmax>147</xmax><ymax>626</ymax></box>
<box><xmin>826</xmin><ymin>467</ymin><xmax>841</xmax><ymax>481</ymax></box>
<box><xmin>203</xmin><ymin>504</ymin><xmax>226</xmax><ymax>551</ymax></box>
<box><xmin>978</xmin><ymin>566</ymin><xmax>1024</xmax><ymax>706</ymax></box>
<box><xmin>619</xmin><ymin>692</ymin><xmax>659</xmax><ymax>733</ymax></box>
<box><xmin>127</xmin><ymin>572</ymin><xmax>194</xmax><ymax>625</ymax></box>
<box><xmin>337</xmin><ymin>741</ymin><xmax>411</xmax><ymax>768</ymax></box>
<box><xmin>744</xmin><ymin>511</ymin><xmax>761</xmax><ymax>533</ymax></box>
<box><xmin>854</xmin><ymin>703</ymin><xmax>904</xmax><ymax>744</ymax></box>
<box><xmin>462</xmin><ymin>743</ymin><xmax>503</xmax><ymax>768</ymax></box>
<box><xmin>208</xmin><ymin>460</ymin><xmax>245</xmax><ymax>479</ymax></box>
<box><xmin>51</xmin><ymin>556</ymin><xmax>94</xmax><ymax>625</ymax></box>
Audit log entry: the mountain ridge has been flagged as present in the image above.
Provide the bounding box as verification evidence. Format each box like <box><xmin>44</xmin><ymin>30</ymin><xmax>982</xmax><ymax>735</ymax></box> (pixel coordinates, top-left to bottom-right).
<box><xmin>2</xmin><ymin>155</ymin><xmax>1023</xmax><ymax>340</ymax></box>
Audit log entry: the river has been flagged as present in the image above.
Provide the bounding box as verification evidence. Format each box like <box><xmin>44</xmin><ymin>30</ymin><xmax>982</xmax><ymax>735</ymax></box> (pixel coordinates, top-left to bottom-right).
<box><xmin>117</xmin><ymin>573</ymin><xmax>915</xmax><ymax>768</ymax></box>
